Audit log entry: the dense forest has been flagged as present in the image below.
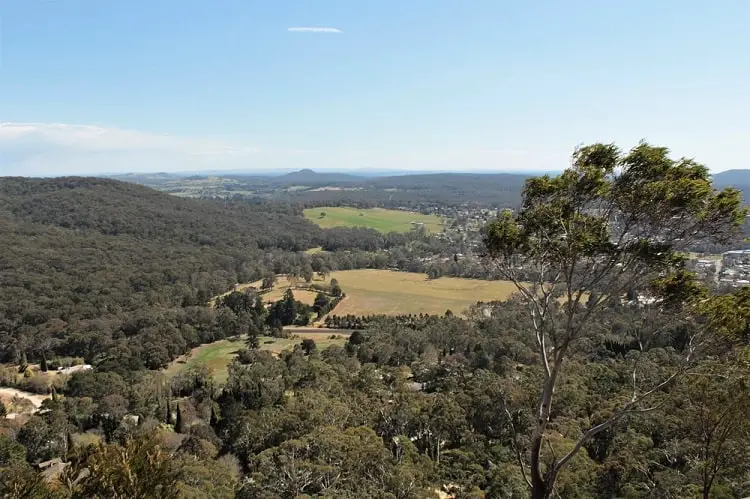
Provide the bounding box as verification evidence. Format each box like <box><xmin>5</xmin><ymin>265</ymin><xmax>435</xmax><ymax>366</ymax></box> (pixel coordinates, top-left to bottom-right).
<box><xmin>2</xmin><ymin>143</ymin><xmax>750</xmax><ymax>498</ymax></box>
<box><xmin>0</xmin><ymin>178</ymin><xmax>304</xmax><ymax>367</ymax></box>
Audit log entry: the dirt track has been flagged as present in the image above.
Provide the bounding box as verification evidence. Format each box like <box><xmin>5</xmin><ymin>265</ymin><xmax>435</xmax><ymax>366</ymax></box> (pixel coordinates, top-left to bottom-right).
<box><xmin>284</xmin><ymin>327</ymin><xmax>353</xmax><ymax>336</ymax></box>
<box><xmin>0</xmin><ymin>387</ymin><xmax>50</xmax><ymax>409</ymax></box>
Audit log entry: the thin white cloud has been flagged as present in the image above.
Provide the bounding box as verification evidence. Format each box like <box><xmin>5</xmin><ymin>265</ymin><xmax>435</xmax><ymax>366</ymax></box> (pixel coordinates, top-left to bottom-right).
<box><xmin>0</xmin><ymin>122</ymin><xmax>260</xmax><ymax>176</ymax></box>
<box><xmin>288</xmin><ymin>27</ymin><xmax>342</xmax><ymax>33</ymax></box>
<box><xmin>0</xmin><ymin>122</ymin><xmax>259</xmax><ymax>154</ymax></box>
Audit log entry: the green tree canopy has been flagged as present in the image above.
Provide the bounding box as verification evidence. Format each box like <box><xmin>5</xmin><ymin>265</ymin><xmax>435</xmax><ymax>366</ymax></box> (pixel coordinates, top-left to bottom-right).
<box><xmin>483</xmin><ymin>141</ymin><xmax>746</xmax><ymax>499</ymax></box>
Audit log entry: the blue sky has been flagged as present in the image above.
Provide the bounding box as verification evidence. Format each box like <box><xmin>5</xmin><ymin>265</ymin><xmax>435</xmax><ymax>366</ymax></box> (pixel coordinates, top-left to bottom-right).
<box><xmin>1</xmin><ymin>0</ymin><xmax>748</xmax><ymax>176</ymax></box>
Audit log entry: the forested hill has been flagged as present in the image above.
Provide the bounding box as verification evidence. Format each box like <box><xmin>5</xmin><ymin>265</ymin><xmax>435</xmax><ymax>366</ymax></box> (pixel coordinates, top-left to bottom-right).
<box><xmin>0</xmin><ymin>177</ymin><xmax>323</xmax><ymax>368</ymax></box>
<box><xmin>0</xmin><ymin>177</ymin><xmax>317</xmax><ymax>248</ymax></box>
<box><xmin>276</xmin><ymin>169</ymin><xmax>364</xmax><ymax>184</ymax></box>
<box><xmin>713</xmin><ymin>169</ymin><xmax>750</xmax><ymax>203</ymax></box>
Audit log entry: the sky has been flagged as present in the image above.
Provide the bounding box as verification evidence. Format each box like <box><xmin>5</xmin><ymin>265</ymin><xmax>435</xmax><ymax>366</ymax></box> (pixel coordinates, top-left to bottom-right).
<box><xmin>0</xmin><ymin>0</ymin><xmax>748</xmax><ymax>176</ymax></box>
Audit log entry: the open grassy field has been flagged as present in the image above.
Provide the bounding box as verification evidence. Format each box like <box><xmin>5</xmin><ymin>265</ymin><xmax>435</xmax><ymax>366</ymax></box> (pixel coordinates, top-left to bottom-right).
<box><xmin>164</xmin><ymin>337</ymin><xmax>245</xmax><ymax>383</ymax></box>
<box><xmin>290</xmin><ymin>269</ymin><xmax>519</xmax><ymax>317</ymax></box>
<box><xmin>165</xmin><ymin>330</ymin><xmax>349</xmax><ymax>383</ymax></box>
<box><xmin>237</xmin><ymin>272</ymin><xmax>519</xmax><ymax>315</ymax></box>
<box><xmin>214</xmin><ymin>271</ymin><xmax>577</xmax><ymax>320</ymax></box>
<box><xmin>260</xmin><ymin>287</ymin><xmax>318</xmax><ymax>304</ymax></box>
<box><xmin>303</xmin><ymin>207</ymin><xmax>444</xmax><ymax>234</ymax></box>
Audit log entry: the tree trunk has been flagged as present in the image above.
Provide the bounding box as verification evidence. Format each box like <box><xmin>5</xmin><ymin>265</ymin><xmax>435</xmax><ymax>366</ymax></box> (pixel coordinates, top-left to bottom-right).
<box><xmin>531</xmin><ymin>481</ymin><xmax>552</xmax><ymax>499</ymax></box>
<box><xmin>702</xmin><ymin>475</ymin><xmax>714</xmax><ymax>499</ymax></box>
<box><xmin>529</xmin><ymin>370</ymin><xmax>561</xmax><ymax>499</ymax></box>
<box><xmin>529</xmin><ymin>434</ymin><xmax>554</xmax><ymax>499</ymax></box>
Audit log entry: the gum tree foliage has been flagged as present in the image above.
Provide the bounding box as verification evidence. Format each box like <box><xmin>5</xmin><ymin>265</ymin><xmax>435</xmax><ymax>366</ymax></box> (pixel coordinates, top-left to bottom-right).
<box><xmin>672</xmin><ymin>360</ymin><xmax>750</xmax><ymax>499</ymax></box>
<box><xmin>482</xmin><ymin>142</ymin><xmax>745</xmax><ymax>499</ymax></box>
<box><xmin>61</xmin><ymin>436</ymin><xmax>180</xmax><ymax>499</ymax></box>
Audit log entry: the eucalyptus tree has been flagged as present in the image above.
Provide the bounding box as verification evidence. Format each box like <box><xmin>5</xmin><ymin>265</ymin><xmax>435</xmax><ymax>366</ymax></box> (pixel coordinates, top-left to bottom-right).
<box><xmin>483</xmin><ymin>142</ymin><xmax>745</xmax><ymax>499</ymax></box>
<box><xmin>674</xmin><ymin>361</ymin><xmax>750</xmax><ymax>499</ymax></box>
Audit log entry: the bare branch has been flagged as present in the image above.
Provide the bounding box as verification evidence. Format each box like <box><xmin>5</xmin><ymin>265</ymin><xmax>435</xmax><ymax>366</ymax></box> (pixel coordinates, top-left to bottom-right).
<box><xmin>494</xmin><ymin>259</ymin><xmax>552</xmax><ymax>378</ymax></box>
<box><xmin>505</xmin><ymin>405</ymin><xmax>532</xmax><ymax>490</ymax></box>
<box><xmin>553</xmin><ymin>366</ymin><xmax>684</xmax><ymax>474</ymax></box>
<box><xmin>545</xmin><ymin>437</ymin><xmax>557</xmax><ymax>466</ymax></box>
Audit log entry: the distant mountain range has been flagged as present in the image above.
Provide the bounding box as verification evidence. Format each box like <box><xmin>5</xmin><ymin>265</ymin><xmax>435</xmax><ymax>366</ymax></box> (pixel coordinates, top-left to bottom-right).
<box><xmin>710</xmin><ymin>171</ymin><xmax>750</xmax><ymax>204</ymax></box>
<box><xmin>105</xmin><ymin>168</ymin><xmax>750</xmax><ymax>205</ymax></box>
<box><xmin>275</xmin><ymin>169</ymin><xmax>365</xmax><ymax>184</ymax></box>
<box><xmin>712</xmin><ymin>170</ymin><xmax>750</xmax><ymax>187</ymax></box>
<box><xmin>108</xmin><ymin>168</ymin><xmax>559</xmax><ymax>180</ymax></box>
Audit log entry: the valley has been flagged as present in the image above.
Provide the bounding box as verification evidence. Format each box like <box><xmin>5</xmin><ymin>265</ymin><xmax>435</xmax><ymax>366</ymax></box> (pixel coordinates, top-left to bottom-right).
<box><xmin>2</xmin><ymin>152</ymin><xmax>750</xmax><ymax>498</ymax></box>
<box><xmin>4</xmin><ymin>5</ymin><xmax>750</xmax><ymax>495</ymax></box>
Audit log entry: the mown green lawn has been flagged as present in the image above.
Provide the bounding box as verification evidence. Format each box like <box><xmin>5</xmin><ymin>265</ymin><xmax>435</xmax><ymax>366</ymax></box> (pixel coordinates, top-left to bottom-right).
<box><xmin>165</xmin><ymin>332</ymin><xmax>348</xmax><ymax>383</ymax></box>
<box><xmin>303</xmin><ymin>207</ymin><xmax>443</xmax><ymax>233</ymax></box>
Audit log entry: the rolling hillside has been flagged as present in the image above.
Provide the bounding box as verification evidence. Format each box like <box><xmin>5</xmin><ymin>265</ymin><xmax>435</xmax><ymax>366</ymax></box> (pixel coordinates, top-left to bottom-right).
<box><xmin>0</xmin><ymin>177</ymin><xmax>324</xmax><ymax>366</ymax></box>
<box><xmin>114</xmin><ymin>170</ymin><xmax>531</xmax><ymax>207</ymax></box>
<box><xmin>713</xmin><ymin>169</ymin><xmax>750</xmax><ymax>203</ymax></box>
